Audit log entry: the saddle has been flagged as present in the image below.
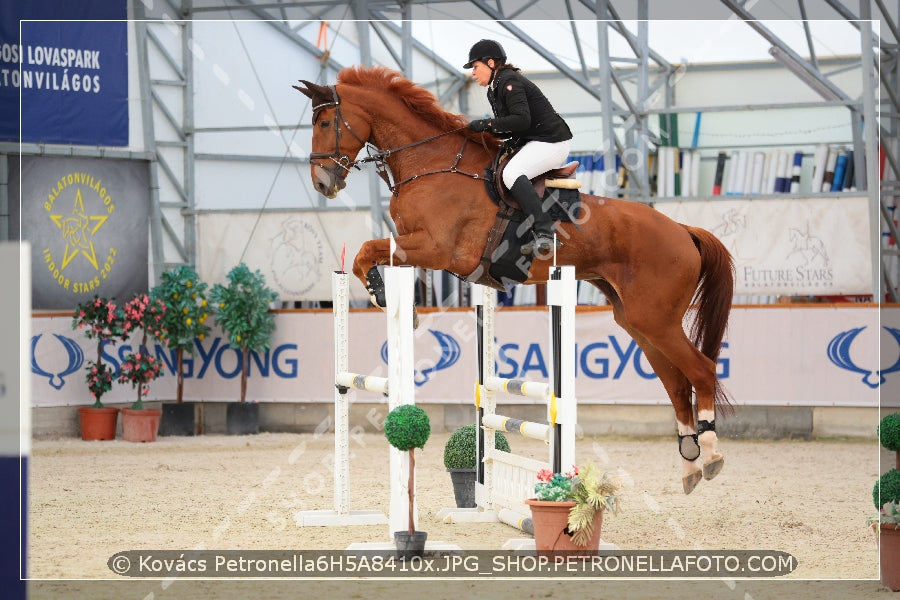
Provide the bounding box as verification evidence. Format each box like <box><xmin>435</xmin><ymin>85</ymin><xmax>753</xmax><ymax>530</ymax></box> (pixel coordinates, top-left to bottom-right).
<box><xmin>466</xmin><ymin>149</ymin><xmax>584</xmax><ymax>291</ymax></box>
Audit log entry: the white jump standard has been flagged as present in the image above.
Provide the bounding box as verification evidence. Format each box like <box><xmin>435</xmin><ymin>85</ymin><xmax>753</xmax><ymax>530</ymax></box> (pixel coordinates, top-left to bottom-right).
<box><xmin>295</xmin><ymin>266</ymin><xmax>417</xmax><ymax>534</ymax></box>
<box><xmin>438</xmin><ymin>265</ymin><xmax>578</xmax><ymax>535</ymax></box>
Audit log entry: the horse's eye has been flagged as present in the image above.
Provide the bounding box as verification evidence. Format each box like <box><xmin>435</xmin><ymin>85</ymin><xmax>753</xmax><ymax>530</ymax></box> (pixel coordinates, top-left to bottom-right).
<box><xmin>319</xmin><ymin>120</ymin><xmax>331</xmax><ymax>128</ymax></box>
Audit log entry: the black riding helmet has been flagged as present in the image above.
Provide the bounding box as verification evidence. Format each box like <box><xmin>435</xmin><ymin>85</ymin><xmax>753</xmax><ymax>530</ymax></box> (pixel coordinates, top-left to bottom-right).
<box><xmin>463</xmin><ymin>39</ymin><xmax>506</xmax><ymax>69</ymax></box>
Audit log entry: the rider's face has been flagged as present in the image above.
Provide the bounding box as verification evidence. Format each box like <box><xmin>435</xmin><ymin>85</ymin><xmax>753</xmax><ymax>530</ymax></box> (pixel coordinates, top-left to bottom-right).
<box><xmin>471</xmin><ymin>59</ymin><xmax>494</xmax><ymax>87</ymax></box>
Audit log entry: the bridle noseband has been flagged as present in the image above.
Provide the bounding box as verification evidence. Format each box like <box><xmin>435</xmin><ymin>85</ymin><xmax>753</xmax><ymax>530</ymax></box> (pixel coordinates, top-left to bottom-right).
<box><xmin>309</xmin><ymin>85</ymin><xmax>486</xmax><ymax>195</ymax></box>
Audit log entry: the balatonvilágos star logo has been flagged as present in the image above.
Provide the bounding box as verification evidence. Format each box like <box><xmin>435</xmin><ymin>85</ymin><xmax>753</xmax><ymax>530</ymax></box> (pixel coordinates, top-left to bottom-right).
<box><xmin>50</xmin><ymin>187</ymin><xmax>108</xmax><ymax>269</ymax></box>
<box><xmin>42</xmin><ymin>171</ymin><xmax>117</xmax><ymax>295</ymax></box>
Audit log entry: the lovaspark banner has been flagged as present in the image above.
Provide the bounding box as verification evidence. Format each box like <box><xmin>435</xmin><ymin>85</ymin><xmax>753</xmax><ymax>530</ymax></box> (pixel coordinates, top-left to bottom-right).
<box><xmin>198</xmin><ymin>211</ymin><xmax>375</xmax><ymax>303</ymax></box>
<box><xmin>0</xmin><ymin>1</ymin><xmax>129</xmax><ymax>145</ymax></box>
<box><xmin>11</xmin><ymin>155</ymin><xmax>150</xmax><ymax>309</ymax></box>
<box><xmin>654</xmin><ymin>196</ymin><xmax>872</xmax><ymax>296</ymax></box>
<box><xmin>29</xmin><ymin>304</ymin><xmax>885</xmax><ymax>409</ymax></box>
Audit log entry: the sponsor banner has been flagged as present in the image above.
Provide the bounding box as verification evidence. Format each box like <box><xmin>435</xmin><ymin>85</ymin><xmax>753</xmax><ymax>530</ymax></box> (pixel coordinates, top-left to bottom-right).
<box><xmin>30</xmin><ymin>305</ymin><xmax>885</xmax><ymax>409</ymax></box>
<box><xmin>655</xmin><ymin>197</ymin><xmax>872</xmax><ymax>296</ymax></box>
<box><xmin>11</xmin><ymin>155</ymin><xmax>150</xmax><ymax>309</ymax></box>
<box><xmin>197</xmin><ymin>211</ymin><xmax>374</xmax><ymax>303</ymax></box>
<box><xmin>0</xmin><ymin>1</ymin><xmax>128</xmax><ymax>145</ymax></box>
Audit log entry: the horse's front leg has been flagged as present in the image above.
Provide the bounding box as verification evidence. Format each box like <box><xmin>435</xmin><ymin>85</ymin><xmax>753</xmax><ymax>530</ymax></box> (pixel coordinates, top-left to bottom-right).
<box><xmin>352</xmin><ymin>231</ymin><xmax>443</xmax><ymax>308</ymax></box>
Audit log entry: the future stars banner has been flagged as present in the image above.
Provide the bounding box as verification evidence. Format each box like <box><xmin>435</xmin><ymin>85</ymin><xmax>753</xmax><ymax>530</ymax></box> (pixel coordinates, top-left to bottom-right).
<box><xmin>10</xmin><ymin>155</ymin><xmax>149</xmax><ymax>310</ymax></box>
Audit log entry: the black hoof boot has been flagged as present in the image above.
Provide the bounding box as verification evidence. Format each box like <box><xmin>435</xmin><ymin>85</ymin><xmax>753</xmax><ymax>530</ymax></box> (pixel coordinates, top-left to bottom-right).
<box><xmin>365</xmin><ymin>266</ymin><xmax>386</xmax><ymax>308</ymax></box>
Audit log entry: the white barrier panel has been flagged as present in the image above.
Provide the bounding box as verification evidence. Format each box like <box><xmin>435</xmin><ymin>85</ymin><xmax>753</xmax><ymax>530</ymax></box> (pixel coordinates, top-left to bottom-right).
<box><xmin>31</xmin><ymin>305</ymin><xmax>884</xmax><ymax>409</ymax></box>
<box><xmin>655</xmin><ymin>197</ymin><xmax>872</xmax><ymax>296</ymax></box>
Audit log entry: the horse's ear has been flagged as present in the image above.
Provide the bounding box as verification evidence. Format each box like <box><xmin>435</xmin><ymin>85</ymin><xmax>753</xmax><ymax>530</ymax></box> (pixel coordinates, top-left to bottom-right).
<box><xmin>293</xmin><ymin>79</ymin><xmax>330</xmax><ymax>100</ymax></box>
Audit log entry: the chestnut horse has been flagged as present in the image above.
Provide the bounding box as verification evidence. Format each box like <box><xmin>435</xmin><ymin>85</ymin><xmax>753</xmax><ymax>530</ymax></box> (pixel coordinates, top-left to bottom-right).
<box><xmin>294</xmin><ymin>66</ymin><xmax>734</xmax><ymax>494</ymax></box>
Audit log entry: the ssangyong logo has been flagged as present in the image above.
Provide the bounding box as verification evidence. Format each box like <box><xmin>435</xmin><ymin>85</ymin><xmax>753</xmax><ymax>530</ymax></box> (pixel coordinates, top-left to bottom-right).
<box><xmin>380</xmin><ymin>329</ymin><xmax>461</xmax><ymax>386</ymax></box>
<box><xmin>31</xmin><ymin>334</ymin><xmax>84</xmax><ymax>389</ymax></box>
<box><xmin>827</xmin><ymin>326</ymin><xmax>900</xmax><ymax>388</ymax></box>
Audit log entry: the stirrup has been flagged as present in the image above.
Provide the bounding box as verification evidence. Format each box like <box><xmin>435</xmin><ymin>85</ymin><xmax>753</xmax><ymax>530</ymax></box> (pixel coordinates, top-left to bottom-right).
<box><xmin>521</xmin><ymin>233</ymin><xmax>560</xmax><ymax>256</ymax></box>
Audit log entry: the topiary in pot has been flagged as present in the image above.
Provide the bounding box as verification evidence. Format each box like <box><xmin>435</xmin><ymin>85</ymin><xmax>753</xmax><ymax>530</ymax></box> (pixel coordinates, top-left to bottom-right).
<box><xmin>209</xmin><ymin>263</ymin><xmax>278</xmax><ymax>403</ymax></box>
<box><xmin>151</xmin><ymin>264</ymin><xmax>211</xmax><ymax>404</ymax></box>
<box><xmin>882</xmin><ymin>413</ymin><xmax>900</xmax><ymax>470</ymax></box>
<box><xmin>384</xmin><ymin>404</ymin><xmax>430</xmax><ymax>558</ymax></box>
<box><xmin>443</xmin><ymin>424</ymin><xmax>511</xmax><ymax>508</ymax></box>
<box><xmin>443</xmin><ymin>423</ymin><xmax>511</xmax><ymax>469</ymax></box>
<box><xmin>877</xmin><ymin>413</ymin><xmax>900</xmax><ymax>591</ymax></box>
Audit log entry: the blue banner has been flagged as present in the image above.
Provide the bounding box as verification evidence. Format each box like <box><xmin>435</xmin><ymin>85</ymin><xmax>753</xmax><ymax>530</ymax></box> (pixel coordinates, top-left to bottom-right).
<box><xmin>0</xmin><ymin>1</ymin><xmax>128</xmax><ymax>145</ymax></box>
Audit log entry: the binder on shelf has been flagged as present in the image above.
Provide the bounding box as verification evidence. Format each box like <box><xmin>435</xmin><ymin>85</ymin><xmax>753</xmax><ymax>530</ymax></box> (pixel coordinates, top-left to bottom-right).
<box><xmin>750</xmin><ymin>151</ymin><xmax>764</xmax><ymax>194</ymax></box>
<box><xmin>689</xmin><ymin>150</ymin><xmax>701</xmax><ymax>196</ymax></box>
<box><xmin>842</xmin><ymin>150</ymin><xmax>855</xmax><ymax>191</ymax></box>
<box><xmin>679</xmin><ymin>149</ymin><xmax>691</xmax><ymax>197</ymax></box>
<box><xmin>811</xmin><ymin>143</ymin><xmax>828</xmax><ymax>192</ymax></box>
<box><xmin>712</xmin><ymin>151</ymin><xmax>726</xmax><ymax>195</ymax></box>
<box><xmin>832</xmin><ymin>150</ymin><xmax>848</xmax><ymax>192</ymax></box>
<box><xmin>789</xmin><ymin>151</ymin><xmax>802</xmax><ymax>193</ymax></box>
<box><xmin>775</xmin><ymin>150</ymin><xmax>789</xmax><ymax>193</ymax></box>
<box><xmin>821</xmin><ymin>147</ymin><xmax>837</xmax><ymax>192</ymax></box>
<box><xmin>733</xmin><ymin>150</ymin><xmax>748</xmax><ymax>195</ymax></box>
<box><xmin>673</xmin><ymin>147</ymin><xmax>682</xmax><ymax>196</ymax></box>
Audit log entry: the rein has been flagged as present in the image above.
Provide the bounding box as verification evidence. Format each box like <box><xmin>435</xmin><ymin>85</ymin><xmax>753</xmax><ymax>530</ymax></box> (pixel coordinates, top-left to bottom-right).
<box><xmin>312</xmin><ymin>85</ymin><xmax>487</xmax><ymax>195</ymax></box>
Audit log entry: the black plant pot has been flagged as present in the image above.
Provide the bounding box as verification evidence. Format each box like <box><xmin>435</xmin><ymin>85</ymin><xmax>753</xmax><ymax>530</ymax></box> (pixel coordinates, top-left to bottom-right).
<box><xmin>393</xmin><ymin>530</ymin><xmax>427</xmax><ymax>560</ymax></box>
<box><xmin>226</xmin><ymin>402</ymin><xmax>259</xmax><ymax>435</ymax></box>
<box><xmin>448</xmin><ymin>469</ymin><xmax>477</xmax><ymax>508</ymax></box>
<box><xmin>158</xmin><ymin>402</ymin><xmax>197</xmax><ymax>436</ymax></box>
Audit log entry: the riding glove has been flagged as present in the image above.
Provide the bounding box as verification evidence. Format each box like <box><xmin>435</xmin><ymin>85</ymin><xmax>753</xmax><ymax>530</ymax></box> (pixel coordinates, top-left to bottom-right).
<box><xmin>467</xmin><ymin>119</ymin><xmax>492</xmax><ymax>133</ymax></box>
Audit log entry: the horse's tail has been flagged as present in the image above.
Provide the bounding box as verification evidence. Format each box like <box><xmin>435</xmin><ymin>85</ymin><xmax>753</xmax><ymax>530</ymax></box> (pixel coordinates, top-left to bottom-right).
<box><xmin>686</xmin><ymin>225</ymin><xmax>735</xmax><ymax>414</ymax></box>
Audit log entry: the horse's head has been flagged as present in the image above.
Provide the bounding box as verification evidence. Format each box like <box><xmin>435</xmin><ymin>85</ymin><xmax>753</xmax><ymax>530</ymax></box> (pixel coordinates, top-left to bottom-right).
<box><xmin>294</xmin><ymin>79</ymin><xmax>370</xmax><ymax>199</ymax></box>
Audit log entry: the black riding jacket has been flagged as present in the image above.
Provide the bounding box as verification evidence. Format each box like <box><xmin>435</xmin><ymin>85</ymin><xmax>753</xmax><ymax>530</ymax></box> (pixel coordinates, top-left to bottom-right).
<box><xmin>487</xmin><ymin>67</ymin><xmax>572</xmax><ymax>144</ymax></box>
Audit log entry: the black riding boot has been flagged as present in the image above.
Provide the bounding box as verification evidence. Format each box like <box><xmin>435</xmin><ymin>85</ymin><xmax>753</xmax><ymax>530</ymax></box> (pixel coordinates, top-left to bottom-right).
<box><xmin>509</xmin><ymin>175</ymin><xmax>559</xmax><ymax>256</ymax></box>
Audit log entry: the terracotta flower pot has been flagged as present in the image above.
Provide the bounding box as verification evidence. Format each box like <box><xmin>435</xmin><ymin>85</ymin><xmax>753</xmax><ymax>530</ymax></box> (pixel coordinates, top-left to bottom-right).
<box><xmin>881</xmin><ymin>523</ymin><xmax>900</xmax><ymax>591</ymax></box>
<box><xmin>525</xmin><ymin>498</ymin><xmax>604</xmax><ymax>558</ymax></box>
<box><xmin>78</xmin><ymin>406</ymin><xmax>119</xmax><ymax>441</ymax></box>
<box><xmin>121</xmin><ymin>408</ymin><xmax>162</xmax><ymax>443</ymax></box>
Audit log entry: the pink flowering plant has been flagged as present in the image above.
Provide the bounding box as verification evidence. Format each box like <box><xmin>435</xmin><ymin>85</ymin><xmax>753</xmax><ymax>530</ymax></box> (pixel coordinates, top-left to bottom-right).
<box><xmin>534</xmin><ymin>462</ymin><xmax>621</xmax><ymax>546</ymax></box>
<box><xmin>72</xmin><ymin>296</ymin><xmax>127</xmax><ymax>408</ymax></box>
<box><xmin>118</xmin><ymin>294</ymin><xmax>168</xmax><ymax>409</ymax></box>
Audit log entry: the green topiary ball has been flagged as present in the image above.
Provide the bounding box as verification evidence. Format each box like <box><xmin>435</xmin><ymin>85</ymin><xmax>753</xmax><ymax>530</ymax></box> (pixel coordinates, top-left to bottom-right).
<box><xmin>874</xmin><ymin>469</ymin><xmax>900</xmax><ymax>508</ymax></box>
<box><xmin>881</xmin><ymin>413</ymin><xmax>900</xmax><ymax>452</ymax></box>
<box><xmin>443</xmin><ymin>423</ymin><xmax>511</xmax><ymax>469</ymax></box>
<box><xmin>384</xmin><ymin>404</ymin><xmax>430</xmax><ymax>451</ymax></box>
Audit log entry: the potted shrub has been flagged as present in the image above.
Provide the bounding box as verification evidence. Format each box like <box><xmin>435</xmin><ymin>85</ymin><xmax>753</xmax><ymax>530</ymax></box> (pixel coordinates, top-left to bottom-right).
<box><xmin>443</xmin><ymin>424</ymin><xmax>511</xmax><ymax>508</ymax></box>
<box><xmin>117</xmin><ymin>293</ymin><xmax>167</xmax><ymax>442</ymax></box>
<box><xmin>151</xmin><ymin>265</ymin><xmax>211</xmax><ymax>436</ymax></box>
<box><xmin>525</xmin><ymin>462</ymin><xmax>621</xmax><ymax>557</ymax></box>
<box><xmin>71</xmin><ymin>296</ymin><xmax>127</xmax><ymax>440</ymax></box>
<box><xmin>210</xmin><ymin>263</ymin><xmax>278</xmax><ymax>435</ymax></box>
<box><xmin>874</xmin><ymin>412</ymin><xmax>900</xmax><ymax>590</ymax></box>
<box><xmin>384</xmin><ymin>404</ymin><xmax>431</xmax><ymax>559</ymax></box>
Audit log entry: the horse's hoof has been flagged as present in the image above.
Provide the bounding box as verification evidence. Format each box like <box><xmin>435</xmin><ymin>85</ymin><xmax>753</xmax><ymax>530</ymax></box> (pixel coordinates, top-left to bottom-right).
<box><xmin>702</xmin><ymin>455</ymin><xmax>725</xmax><ymax>481</ymax></box>
<box><xmin>682</xmin><ymin>470</ymin><xmax>702</xmax><ymax>494</ymax></box>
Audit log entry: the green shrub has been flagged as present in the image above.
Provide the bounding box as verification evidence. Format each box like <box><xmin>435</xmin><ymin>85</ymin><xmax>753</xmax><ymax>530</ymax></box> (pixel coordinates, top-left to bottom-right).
<box><xmin>443</xmin><ymin>423</ymin><xmax>511</xmax><ymax>469</ymax></box>
<box><xmin>384</xmin><ymin>404</ymin><xmax>430</xmax><ymax>451</ymax></box>
<box><xmin>881</xmin><ymin>413</ymin><xmax>900</xmax><ymax>452</ymax></box>
<box><xmin>874</xmin><ymin>469</ymin><xmax>900</xmax><ymax>508</ymax></box>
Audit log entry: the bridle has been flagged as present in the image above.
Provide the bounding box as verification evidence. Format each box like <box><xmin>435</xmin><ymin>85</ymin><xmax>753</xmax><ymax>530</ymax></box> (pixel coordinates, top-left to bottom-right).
<box><xmin>309</xmin><ymin>85</ymin><xmax>488</xmax><ymax>195</ymax></box>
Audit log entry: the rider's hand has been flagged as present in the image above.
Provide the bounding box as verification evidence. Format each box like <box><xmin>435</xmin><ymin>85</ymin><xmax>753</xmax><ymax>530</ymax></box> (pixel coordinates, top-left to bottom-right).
<box><xmin>467</xmin><ymin>119</ymin><xmax>492</xmax><ymax>133</ymax></box>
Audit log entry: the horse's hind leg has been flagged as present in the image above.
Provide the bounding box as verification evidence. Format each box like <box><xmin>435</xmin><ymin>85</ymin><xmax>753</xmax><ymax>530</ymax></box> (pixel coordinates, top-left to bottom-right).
<box><xmin>590</xmin><ymin>281</ymin><xmax>704</xmax><ymax>493</ymax></box>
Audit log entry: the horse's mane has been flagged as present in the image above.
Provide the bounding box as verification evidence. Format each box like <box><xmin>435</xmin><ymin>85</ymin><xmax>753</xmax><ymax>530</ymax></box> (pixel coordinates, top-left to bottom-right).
<box><xmin>337</xmin><ymin>66</ymin><xmax>500</xmax><ymax>147</ymax></box>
